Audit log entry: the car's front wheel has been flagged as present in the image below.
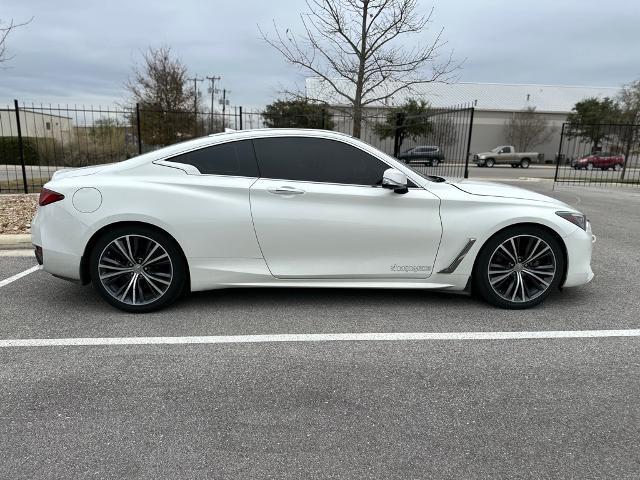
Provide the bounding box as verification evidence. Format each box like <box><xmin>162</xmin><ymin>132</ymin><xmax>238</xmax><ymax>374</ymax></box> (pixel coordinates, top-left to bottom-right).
<box><xmin>473</xmin><ymin>226</ymin><xmax>565</xmax><ymax>309</ymax></box>
<box><xmin>90</xmin><ymin>225</ymin><xmax>187</xmax><ymax>313</ymax></box>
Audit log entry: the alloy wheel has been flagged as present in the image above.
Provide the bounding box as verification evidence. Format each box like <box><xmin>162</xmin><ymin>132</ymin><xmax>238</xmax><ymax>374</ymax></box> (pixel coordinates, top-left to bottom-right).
<box><xmin>98</xmin><ymin>235</ymin><xmax>173</xmax><ymax>306</ymax></box>
<box><xmin>487</xmin><ymin>235</ymin><xmax>556</xmax><ymax>303</ymax></box>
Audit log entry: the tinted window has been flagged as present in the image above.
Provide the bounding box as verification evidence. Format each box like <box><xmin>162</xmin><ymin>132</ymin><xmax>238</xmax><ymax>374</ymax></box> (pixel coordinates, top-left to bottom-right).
<box><xmin>169</xmin><ymin>140</ymin><xmax>259</xmax><ymax>177</ymax></box>
<box><xmin>253</xmin><ymin>137</ymin><xmax>389</xmax><ymax>186</ymax></box>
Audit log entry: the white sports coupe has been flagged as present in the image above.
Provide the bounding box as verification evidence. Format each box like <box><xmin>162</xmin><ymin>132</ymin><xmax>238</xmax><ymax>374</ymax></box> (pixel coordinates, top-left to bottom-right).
<box><xmin>32</xmin><ymin>129</ymin><xmax>594</xmax><ymax>312</ymax></box>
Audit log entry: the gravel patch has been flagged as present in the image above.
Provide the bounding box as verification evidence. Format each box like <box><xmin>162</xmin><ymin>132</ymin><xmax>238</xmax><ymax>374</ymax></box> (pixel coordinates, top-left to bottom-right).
<box><xmin>0</xmin><ymin>194</ymin><xmax>38</xmax><ymax>234</ymax></box>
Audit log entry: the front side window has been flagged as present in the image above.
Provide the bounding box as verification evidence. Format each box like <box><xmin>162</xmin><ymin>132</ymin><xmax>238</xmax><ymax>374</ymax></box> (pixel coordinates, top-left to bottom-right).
<box><xmin>169</xmin><ymin>140</ymin><xmax>259</xmax><ymax>177</ymax></box>
<box><xmin>253</xmin><ymin>137</ymin><xmax>389</xmax><ymax>186</ymax></box>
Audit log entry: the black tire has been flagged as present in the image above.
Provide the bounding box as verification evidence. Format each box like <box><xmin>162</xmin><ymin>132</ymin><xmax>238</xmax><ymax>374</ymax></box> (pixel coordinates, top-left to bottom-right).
<box><xmin>486</xmin><ymin>158</ymin><xmax>495</xmax><ymax>167</ymax></box>
<box><xmin>432</xmin><ymin>159</ymin><xmax>439</xmax><ymax>167</ymax></box>
<box><xmin>520</xmin><ymin>158</ymin><xmax>530</xmax><ymax>168</ymax></box>
<box><xmin>90</xmin><ymin>224</ymin><xmax>187</xmax><ymax>313</ymax></box>
<box><xmin>473</xmin><ymin>225</ymin><xmax>565</xmax><ymax>309</ymax></box>
<box><xmin>586</xmin><ymin>163</ymin><xmax>594</xmax><ymax>171</ymax></box>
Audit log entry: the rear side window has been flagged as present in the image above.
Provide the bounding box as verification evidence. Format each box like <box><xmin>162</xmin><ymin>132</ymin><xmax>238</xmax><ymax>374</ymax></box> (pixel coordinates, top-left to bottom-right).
<box><xmin>252</xmin><ymin>137</ymin><xmax>389</xmax><ymax>186</ymax></box>
<box><xmin>169</xmin><ymin>140</ymin><xmax>259</xmax><ymax>177</ymax></box>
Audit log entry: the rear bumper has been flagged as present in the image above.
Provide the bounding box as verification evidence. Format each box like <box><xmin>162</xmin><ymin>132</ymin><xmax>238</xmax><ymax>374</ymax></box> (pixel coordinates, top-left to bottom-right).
<box><xmin>31</xmin><ymin>205</ymin><xmax>86</xmax><ymax>283</ymax></box>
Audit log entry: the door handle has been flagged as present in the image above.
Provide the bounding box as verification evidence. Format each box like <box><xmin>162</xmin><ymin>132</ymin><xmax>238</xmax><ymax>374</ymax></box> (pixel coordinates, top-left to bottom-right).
<box><xmin>268</xmin><ymin>186</ymin><xmax>305</xmax><ymax>195</ymax></box>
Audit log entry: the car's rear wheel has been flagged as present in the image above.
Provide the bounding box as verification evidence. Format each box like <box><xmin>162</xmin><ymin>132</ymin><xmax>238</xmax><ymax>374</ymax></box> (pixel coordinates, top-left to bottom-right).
<box><xmin>486</xmin><ymin>158</ymin><xmax>495</xmax><ymax>167</ymax></box>
<box><xmin>90</xmin><ymin>225</ymin><xmax>186</xmax><ymax>313</ymax></box>
<box><xmin>473</xmin><ymin>226</ymin><xmax>564</xmax><ymax>309</ymax></box>
<box><xmin>614</xmin><ymin>164</ymin><xmax>622</xmax><ymax>171</ymax></box>
<box><xmin>520</xmin><ymin>158</ymin><xmax>530</xmax><ymax>168</ymax></box>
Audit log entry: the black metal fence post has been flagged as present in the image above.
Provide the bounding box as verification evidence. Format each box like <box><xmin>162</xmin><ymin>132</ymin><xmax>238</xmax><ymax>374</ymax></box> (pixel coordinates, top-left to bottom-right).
<box><xmin>463</xmin><ymin>106</ymin><xmax>474</xmax><ymax>179</ymax></box>
<box><xmin>135</xmin><ymin>103</ymin><xmax>143</xmax><ymax>155</ymax></box>
<box><xmin>321</xmin><ymin>108</ymin><xmax>326</xmax><ymax>130</ymax></box>
<box><xmin>13</xmin><ymin>99</ymin><xmax>28</xmax><ymax>194</ymax></box>
<box><xmin>393</xmin><ymin>112</ymin><xmax>404</xmax><ymax>158</ymax></box>
<box><xmin>554</xmin><ymin>123</ymin><xmax>565</xmax><ymax>183</ymax></box>
<box><xmin>239</xmin><ymin>106</ymin><xmax>243</xmax><ymax>130</ymax></box>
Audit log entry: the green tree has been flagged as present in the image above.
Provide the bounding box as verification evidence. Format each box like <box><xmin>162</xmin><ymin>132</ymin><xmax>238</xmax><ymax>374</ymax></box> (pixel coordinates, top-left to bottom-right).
<box><xmin>373</xmin><ymin>99</ymin><xmax>432</xmax><ymax>156</ymax></box>
<box><xmin>125</xmin><ymin>46</ymin><xmax>202</xmax><ymax>147</ymax></box>
<box><xmin>566</xmin><ymin>97</ymin><xmax>623</xmax><ymax>151</ymax></box>
<box><xmin>262</xmin><ymin>99</ymin><xmax>334</xmax><ymax>129</ymax></box>
<box><xmin>89</xmin><ymin>118</ymin><xmax>123</xmax><ymax>142</ymax></box>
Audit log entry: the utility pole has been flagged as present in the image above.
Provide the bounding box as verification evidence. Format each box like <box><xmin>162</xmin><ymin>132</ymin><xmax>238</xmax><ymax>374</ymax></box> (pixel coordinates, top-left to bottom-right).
<box><xmin>206</xmin><ymin>75</ymin><xmax>221</xmax><ymax>132</ymax></box>
<box><xmin>187</xmin><ymin>76</ymin><xmax>204</xmax><ymax>136</ymax></box>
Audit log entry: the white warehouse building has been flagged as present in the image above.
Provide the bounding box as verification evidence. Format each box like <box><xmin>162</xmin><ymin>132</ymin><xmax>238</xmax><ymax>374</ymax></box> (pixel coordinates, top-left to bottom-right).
<box><xmin>305</xmin><ymin>78</ymin><xmax>620</xmax><ymax>161</ymax></box>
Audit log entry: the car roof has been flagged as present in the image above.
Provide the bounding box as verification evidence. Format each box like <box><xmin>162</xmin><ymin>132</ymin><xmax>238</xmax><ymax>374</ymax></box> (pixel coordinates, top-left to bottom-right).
<box><xmin>106</xmin><ymin>128</ymin><xmax>379</xmax><ymax>170</ymax></box>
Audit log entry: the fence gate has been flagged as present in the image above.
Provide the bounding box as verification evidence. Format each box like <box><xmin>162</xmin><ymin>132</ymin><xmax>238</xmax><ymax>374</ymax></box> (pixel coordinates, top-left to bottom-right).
<box><xmin>554</xmin><ymin>123</ymin><xmax>640</xmax><ymax>187</ymax></box>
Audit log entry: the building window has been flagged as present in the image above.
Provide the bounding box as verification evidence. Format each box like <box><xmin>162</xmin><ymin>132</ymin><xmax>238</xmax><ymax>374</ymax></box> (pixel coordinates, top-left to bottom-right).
<box><xmin>45</xmin><ymin>122</ymin><xmax>51</xmax><ymax>130</ymax></box>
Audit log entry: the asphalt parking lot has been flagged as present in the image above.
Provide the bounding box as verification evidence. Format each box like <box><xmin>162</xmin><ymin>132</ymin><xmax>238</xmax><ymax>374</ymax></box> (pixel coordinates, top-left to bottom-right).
<box><xmin>1</xmin><ymin>181</ymin><xmax>640</xmax><ymax>479</ymax></box>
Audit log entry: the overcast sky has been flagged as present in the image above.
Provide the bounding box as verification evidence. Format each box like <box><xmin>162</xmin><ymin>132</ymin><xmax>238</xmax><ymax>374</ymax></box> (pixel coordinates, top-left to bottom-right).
<box><xmin>1</xmin><ymin>0</ymin><xmax>638</xmax><ymax>108</ymax></box>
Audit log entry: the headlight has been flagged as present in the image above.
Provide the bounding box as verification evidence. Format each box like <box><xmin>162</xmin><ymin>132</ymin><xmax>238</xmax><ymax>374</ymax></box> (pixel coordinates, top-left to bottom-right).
<box><xmin>556</xmin><ymin>211</ymin><xmax>587</xmax><ymax>230</ymax></box>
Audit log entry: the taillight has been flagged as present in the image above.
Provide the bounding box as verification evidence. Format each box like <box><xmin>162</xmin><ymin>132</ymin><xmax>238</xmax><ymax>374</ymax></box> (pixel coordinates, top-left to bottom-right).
<box><xmin>39</xmin><ymin>188</ymin><xmax>65</xmax><ymax>206</ymax></box>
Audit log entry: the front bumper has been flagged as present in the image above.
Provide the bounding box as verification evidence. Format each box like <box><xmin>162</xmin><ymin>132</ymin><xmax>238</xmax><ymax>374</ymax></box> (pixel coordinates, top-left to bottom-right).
<box><xmin>563</xmin><ymin>221</ymin><xmax>595</xmax><ymax>287</ymax></box>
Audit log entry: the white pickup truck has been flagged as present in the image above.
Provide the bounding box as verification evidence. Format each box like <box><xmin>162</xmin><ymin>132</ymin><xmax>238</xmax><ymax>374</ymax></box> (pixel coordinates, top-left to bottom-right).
<box><xmin>473</xmin><ymin>146</ymin><xmax>541</xmax><ymax>168</ymax></box>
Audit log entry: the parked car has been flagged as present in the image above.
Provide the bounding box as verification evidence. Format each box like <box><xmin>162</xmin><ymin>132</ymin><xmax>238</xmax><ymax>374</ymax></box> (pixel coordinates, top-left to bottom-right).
<box><xmin>473</xmin><ymin>145</ymin><xmax>541</xmax><ymax>168</ymax></box>
<box><xmin>572</xmin><ymin>152</ymin><xmax>624</xmax><ymax>171</ymax></box>
<box><xmin>32</xmin><ymin>129</ymin><xmax>594</xmax><ymax>312</ymax></box>
<box><xmin>397</xmin><ymin>146</ymin><xmax>444</xmax><ymax>166</ymax></box>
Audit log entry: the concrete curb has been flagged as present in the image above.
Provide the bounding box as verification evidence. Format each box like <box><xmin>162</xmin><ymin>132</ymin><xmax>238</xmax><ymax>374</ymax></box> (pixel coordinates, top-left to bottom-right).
<box><xmin>0</xmin><ymin>234</ymin><xmax>32</xmax><ymax>250</ymax></box>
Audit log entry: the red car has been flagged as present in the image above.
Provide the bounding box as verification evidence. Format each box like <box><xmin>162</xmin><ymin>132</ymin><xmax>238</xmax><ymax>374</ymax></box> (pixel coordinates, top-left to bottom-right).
<box><xmin>573</xmin><ymin>152</ymin><xmax>624</xmax><ymax>171</ymax></box>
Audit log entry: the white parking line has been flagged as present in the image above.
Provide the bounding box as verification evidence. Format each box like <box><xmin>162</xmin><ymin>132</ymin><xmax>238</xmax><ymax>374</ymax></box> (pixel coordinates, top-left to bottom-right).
<box><xmin>1</xmin><ymin>329</ymin><xmax>640</xmax><ymax>348</ymax></box>
<box><xmin>0</xmin><ymin>265</ymin><xmax>41</xmax><ymax>288</ymax></box>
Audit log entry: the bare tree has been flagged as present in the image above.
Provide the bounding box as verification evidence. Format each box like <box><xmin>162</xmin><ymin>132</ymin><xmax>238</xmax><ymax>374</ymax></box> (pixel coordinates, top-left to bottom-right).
<box><xmin>125</xmin><ymin>46</ymin><xmax>199</xmax><ymax>111</ymax></box>
<box><xmin>0</xmin><ymin>17</ymin><xmax>32</xmax><ymax>66</ymax></box>
<box><xmin>504</xmin><ymin>107</ymin><xmax>555</xmax><ymax>152</ymax></box>
<box><xmin>260</xmin><ymin>0</ymin><xmax>459</xmax><ymax>138</ymax></box>
<box><xmin>125</xmin><ymin>46</ymin><xmax>203</xmax><ymax>145</ymax></box>
<box><xmin>617</xmin><ymin>80</ymin><xmax>640</xmax><ymax>179</ymax></box>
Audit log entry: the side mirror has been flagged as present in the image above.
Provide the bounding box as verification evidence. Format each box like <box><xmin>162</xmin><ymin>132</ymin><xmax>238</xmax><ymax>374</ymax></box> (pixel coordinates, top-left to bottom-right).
<box><xmin>381</xmin><ymin>168</ymin><xmax>408</xmax><ymax>194</ymax></box>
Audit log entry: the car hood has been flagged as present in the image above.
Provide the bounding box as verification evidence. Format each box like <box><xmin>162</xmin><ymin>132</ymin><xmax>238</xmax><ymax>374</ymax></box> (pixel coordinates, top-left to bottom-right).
<box><xmin>448</xmin><ymin>179</ymin><xmax>569</xmax><ymax>206</ymax></box>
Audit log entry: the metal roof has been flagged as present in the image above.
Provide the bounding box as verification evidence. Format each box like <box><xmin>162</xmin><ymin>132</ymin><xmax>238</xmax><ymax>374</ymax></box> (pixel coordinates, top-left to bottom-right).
<box><xmin>305</xmin><ymin>78</ymin><xmax>620</xmax><ymax>113</ymax></box>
